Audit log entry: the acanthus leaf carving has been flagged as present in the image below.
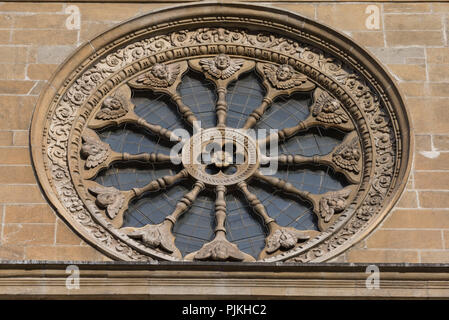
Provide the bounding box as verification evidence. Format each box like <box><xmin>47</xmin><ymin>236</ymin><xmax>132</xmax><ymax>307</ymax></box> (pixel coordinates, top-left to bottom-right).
<box><xmin>265</xmin><ymin>227</ymin><xmax>311</xmax><ymax>254</ymax></box>
<box><xmin>89</xmin><ymin>185</ymin><xmax>125</xmax><ymax>219</ymax></box>
<box><xmin>190</xmin><ymin>238</ymin><xmax>248</xmax><ymax>262</ymax></box>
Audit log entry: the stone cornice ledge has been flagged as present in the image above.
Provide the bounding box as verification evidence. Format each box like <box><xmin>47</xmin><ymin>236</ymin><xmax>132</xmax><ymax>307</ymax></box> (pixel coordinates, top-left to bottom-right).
<box><xmin>0</xmin><ymin>0</ymin><xmax>441</xmax><ymax>2</ymax></box>
<box><xmin>0</xmin><ymin>261</ymin><xmax>448</xmax><ymax>299</ymax></box>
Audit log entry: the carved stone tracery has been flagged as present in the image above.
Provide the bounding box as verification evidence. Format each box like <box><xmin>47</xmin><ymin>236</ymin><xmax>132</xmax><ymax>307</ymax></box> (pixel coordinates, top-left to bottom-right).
<box><xmin>30</xmin><ymin>3</ymin><xmax>411</xmax><ymax>263</ymax></box>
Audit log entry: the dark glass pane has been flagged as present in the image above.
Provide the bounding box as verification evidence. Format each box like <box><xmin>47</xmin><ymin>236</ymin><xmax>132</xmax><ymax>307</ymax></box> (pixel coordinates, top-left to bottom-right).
<box><xmin>133</xmin><ymin>90</ymin><xmax>188</xmax><ymax>133</ymax></box>
<box><xmin>178</xmin><ymin>71</ymin><xmax>217</xmax><ymax>128</ymax></box>
<box><xmin>225</xmin><ymin>190</ymin><xmax>267</xmax><ymax>258</ymax></box>
<box><xmin>99</xmin><ymin>126</ymin><xmax>172</xmax><ymax>155</ymax></box>
<box><xmin>255</xmin><ymin>92</ymin><xmax>310</xmax><ymax>131</ymax></box>
<box><xmin>173</xmin><ymin>191</ymin><xmax>215</xmax><ymax>255</ymax></box>
<box><xmin>95</xmin><ymin>164</ymin><xmax>175</xmax><ymax>191</ymax></box>
<box><xmin>226</xmin><ymin>72</ymin><xmax>265</xmax><ymax>128</ymax></box>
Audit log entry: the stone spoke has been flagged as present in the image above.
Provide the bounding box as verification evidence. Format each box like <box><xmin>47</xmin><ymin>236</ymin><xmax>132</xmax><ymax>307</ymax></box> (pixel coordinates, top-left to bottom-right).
<box><xmin>135</xmin><ymin>117</ymin><xmax>184</xmax><ymax>143</ymax></box>
<box><xmin>119</xmin><ymin>179</ymin><xmax>204</xmax><ymax>259</ymax></box>
<box><xmin>89</xmin><ymin>109</ymin><xmax>183</xmax><ymax>143</ymax></box>
<box><xmin>88</xmin><ymin>84</ymin><xmax>183</xmax><ymax>143</ymax></box>
<box><xmin>238</xmin><ymin>180</ymin><xmax>319</xmax><ymax>259</ymax></box>
<box><xmin>237</xmin><ymin>181</ymin><xmax>275</xmax><ymax>227</ymax></box>
<box><xmin>252</xmin><ymin>170</ymin><xmax>321</xmax><ymax>211</ymax></box>
<box><xmin>86</xmin><ymin>150</ymin><xmax>180</xmax><ymax>180</ymax></box>
<box><xmin>242</xmin><ymin>97</ymin><xmax>273</xmax><ymax>129</ymax></box>
<box><xmin>125</xmin><ymin>60</ymin><xmax>201</xmax><ymax>131</ymax></box>
<box><xmin>215</xmin><ymin>87</ymin><xmax>228</xmax><ymax>127</ymax></box>
<box><xmin>260</xmin><ymin>131</ymin><xmax>362</xmax><ymax>184</ymax></box>
<box><xmin>213</xmin><ymin>185</ymin><xmax>227</xmax><ymax>235</ymax></box>
<box><xmin>131</xmin><ymin>169</ymin><xmax>189</xmax><ymax>201</ymax></box>
<box><xmin>258</xmin><ymin>86</ymin><xmax>354</xmax><ymax>145</ymax></box>
<box><xmin>82</xmin><ymin>133</ymin><xmax>181</xmax><ymax>181</ymax></box>
<box><xmin>185</xmin><ymin>185</ymin><xmax>255</xmax><ymax>261</ymax></box>
<box><xmin>252</xmin><ymin>171</ymin><xmax>355</xmax><ymax>232</ymax></box>
<box><xmin>87</xmin><ymin>169</ymin><xmax>188</xmax><ymax>229</ymax></box>
<box><xmin>164</xmin><ymin>180</ymin><xmax>205</xmax><ymax>226</ymax></box>
<box><xmin>170</xmin><ymin>93</ymin><xmax>201</xmax><ymax>131</ymax></box>
<box><xmin>257</xmin><ymin>116</ymin><xmax>318</xmax><ymax>146</ymax></box>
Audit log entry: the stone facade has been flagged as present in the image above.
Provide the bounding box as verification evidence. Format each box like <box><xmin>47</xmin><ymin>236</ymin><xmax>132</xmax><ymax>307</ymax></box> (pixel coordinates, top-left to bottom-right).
<box><xmin>0</xmin><ymin>1</ymin><xmax>448</xmax><ymax>264</ymax></box>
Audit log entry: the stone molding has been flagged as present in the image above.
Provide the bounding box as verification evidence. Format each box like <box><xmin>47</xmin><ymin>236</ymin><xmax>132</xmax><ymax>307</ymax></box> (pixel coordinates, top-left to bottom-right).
<box><xmin>0</xmin><ymin>261</ymin><xmax>448</xmax><ymax>299</ymax></box>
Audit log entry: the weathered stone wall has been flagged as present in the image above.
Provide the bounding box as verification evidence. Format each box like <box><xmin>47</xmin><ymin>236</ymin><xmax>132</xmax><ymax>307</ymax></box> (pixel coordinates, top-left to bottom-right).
<box><xmin>0</xmin><ymin>1</ymin><xmax>448</xmax><ymax>263</ymax></box>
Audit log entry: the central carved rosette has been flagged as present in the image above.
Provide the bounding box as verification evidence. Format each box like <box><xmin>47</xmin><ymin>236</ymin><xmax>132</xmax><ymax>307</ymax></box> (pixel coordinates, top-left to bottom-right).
<box><xmin>181</xmin><ymin>127</ymin><xmax>259</xmax><ymax>186</ymax></box>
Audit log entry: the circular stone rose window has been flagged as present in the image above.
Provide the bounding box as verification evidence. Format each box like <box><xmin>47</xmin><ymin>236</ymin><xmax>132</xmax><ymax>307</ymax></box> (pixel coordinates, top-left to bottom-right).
<box><xmin>31</xmin><ymin>3</ymin><xmax>412</xmax><ymax>262</ymax></box>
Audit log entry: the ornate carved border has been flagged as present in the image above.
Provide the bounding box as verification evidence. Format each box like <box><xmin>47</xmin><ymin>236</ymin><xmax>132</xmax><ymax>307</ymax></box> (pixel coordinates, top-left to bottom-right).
<box><xmin>30</xmin><ymin>3</ymin><xmax>412</xmax><ymax>262</ymax></box>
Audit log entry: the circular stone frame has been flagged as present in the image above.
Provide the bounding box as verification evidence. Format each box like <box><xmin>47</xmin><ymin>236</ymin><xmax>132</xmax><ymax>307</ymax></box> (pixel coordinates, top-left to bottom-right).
<box><xmin>30</xmin><ymin>2</ymin><xmax>412</xmax><ymax>262</ymax></box>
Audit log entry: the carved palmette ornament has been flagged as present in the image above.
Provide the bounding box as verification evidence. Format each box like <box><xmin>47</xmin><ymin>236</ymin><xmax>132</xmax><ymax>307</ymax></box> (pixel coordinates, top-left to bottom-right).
<box><xmin>193</xmin><ymin>238</ymin><xmax>246</xmax><ymax>261</ymax></box>
<box><xmin>265</xmin><ymin>228</ymin><xmax>310</xmax><ymax>253</ymax></box>
<box><xmin>89</xmin><ymin>185</ymin><xmax>125</xmax><ymax>219</ymax></box>
<box><xmin>199</xmin><ymin>54</ymin><xmax>245</xmax><ymax>79</ymax></box>
<box><xmin>121</xmin><ymin>223</ymin><xmax>177</xmax><ymax>254</ymax></box>
<box><xmin>80</xmin><ymin>132</ymin><xmax>110</xmax><ymax>169</ymax></box>
<box><xmin>263</xmin><ymin>63</ymin><xmax>308</xmax><ymax>90</ymax></box>
<box><xmin>318</xmin><ymin>188</ymin><xmax>352</xmax><ymax>223</ymax></box>
<box><xmin>185</xmin><ymin>231</ymin><xmax>256</xmax><ymax>262</ymax></box>
<box><xmin>332</xmin><ymin>137</ymin><xmax>361</xmax><ymax>174</ymax></box>
<box><xmin>311</xmin><ymin>88</ymin><xmax>349</xmax><ymax>125</ymax></box>
<box><xmin>132</xmin><ymin>62</ymin><xmax>181</xmax><ymax>88</ymax></box>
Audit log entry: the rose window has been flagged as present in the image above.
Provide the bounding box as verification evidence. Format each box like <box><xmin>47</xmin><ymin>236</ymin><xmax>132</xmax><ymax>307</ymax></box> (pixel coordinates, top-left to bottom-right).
<box><xmin>31</xmin><ymin>3</ymin><xmax>412</xmax><ymax>262</ymax></box>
